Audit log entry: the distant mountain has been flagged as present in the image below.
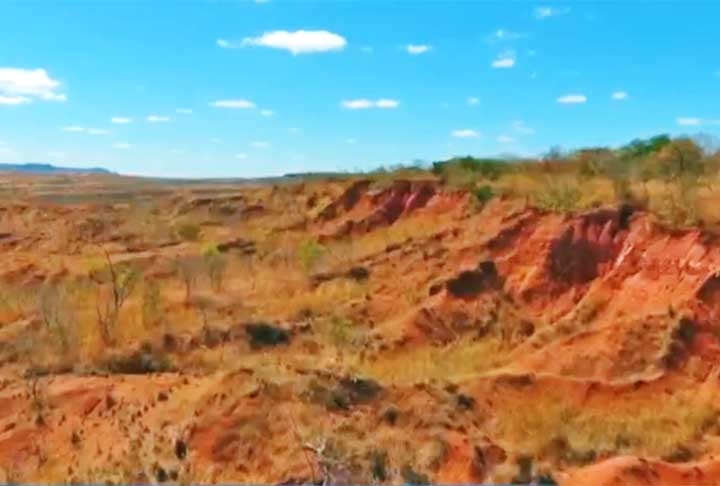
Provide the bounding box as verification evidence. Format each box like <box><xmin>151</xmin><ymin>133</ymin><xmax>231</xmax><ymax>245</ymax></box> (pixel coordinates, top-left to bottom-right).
<box><xmin>0</xmin><ymin>163</ymin><xmax>112</xmax><ymax>175</ymax></box>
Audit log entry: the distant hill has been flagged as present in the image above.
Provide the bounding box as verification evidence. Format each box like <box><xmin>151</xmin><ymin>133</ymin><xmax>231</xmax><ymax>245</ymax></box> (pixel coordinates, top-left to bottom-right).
<box><xmin>0</xmin><ymin>163</ymin><xmax>112</xmax><ymax>175</ymax></box>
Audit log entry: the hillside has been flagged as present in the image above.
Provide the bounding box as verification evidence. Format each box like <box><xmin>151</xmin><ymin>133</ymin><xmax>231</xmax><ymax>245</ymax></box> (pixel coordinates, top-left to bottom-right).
<box><xmin>1</xmin><ymin>137</ymin><xmax>720</xmax><ymax>484</ymax></box>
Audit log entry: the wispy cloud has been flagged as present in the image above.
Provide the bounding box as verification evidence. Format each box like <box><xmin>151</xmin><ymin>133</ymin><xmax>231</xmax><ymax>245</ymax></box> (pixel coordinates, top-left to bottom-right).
<box><xmin>341</xmin><ymin>98</ymin><xmax>399</xmax><ymax>109</ymax></box>
<box><xmin>611</xmin><ymin>91</ymin><xmax>628</xmax><ymax>100</ymax></box>
<box><xmin>0</xmin><ymin>95</ymin><xmax>31</xmax><ymax>105</ymax></box>
<box><xmin>406</xmin><ymin>44</ymin><xmax>431</xmax><ymax>55</ymax></box>
<box><xmin>512</xmin><ymin>120</ymin><xmax>536</xmax><ymax>135</ymax></box>
<box><xmin>176</xmin><ymin>108</ymin><xmax>192</xmax><ymax>115</ymax></box>
<box><xmin>87</xmin><ymin>128</ymin><xmax>110</xmax><ymax>135</ymax></box>
<box><xmin>0</xmin><ymin>68</ymin><xmax>67</xmax><ymax>104</ymax></box>
<box><xmin>251</xmin><ymin>141</ymin><xmax>270</xmax><ymax>149</ymax></box>
<box><xmin>467</xmin><ymin>97</ymin><xmax>480</xmax><ymax>106</ymax></box>
<box><xmin>210</xmin><ymin>99</ymin><xmax>256</xmax><ymax>109</ymax></box>
<box><xmin>345</xmin><ymin>138</ymin><xmax>357</xmax><ymax>144</ymax></box>
<box><xmin>260</xmin><ymin>109</ymin><xmax>275</xmax><ymax>117</ymax></box>
<box><xmin>62</xmin><ymin>126</ymin><xmax>110</xmax><ymax>135</ymax></box>
<box><xmin>113</xmin><ymin>142</ymin><xmax>132</xmax><ymax>150</ymax></box>
<box><xmin>557</xmin><ymin>94</ymin><xmax>587</xmax><ymax>104</ymax></box>
<box><xmin>111</xmin><ymin>116</ymin><xmax>133</xmax><ymax>124</ymax></box>
<box><xmin>534</xmin><ymin>6</ymin><xmax>571</xmax><ymax>19</ymax></box>
<box><xmin>220</xmin><ymin>30</ymin><xmax>347</xmax><ymax>55</ymax></box>
<box><xmin>146</xmin><ymin>115</ymin><xmax>171</xmax><ymax>123</ymax></box>
<box><xmin>498</xmin><ymin>135</ymin><xmax>516</xmax><ymax>143</ymax></box>
<box><xmin>676</xmin><ymin>117</ymin><xmax>720</xmax><ymax>126</ymax></box>
<box><xmin>485</xmin><ymin>29</ymin><xmax>524</xmax><ymax>43</ymax></box>
<box><xmin>235</xmin><ymin>153</ymin><xmax>247</xmax><ymax>159</ymax></box>
<box><xmin>492</xmin><ymin>50</ymin><xmax>516</xmax><ymax>68</ymax></box>
<box><xmin>360</xmin><ymin>46</ymin><xmax>374</xmax><ymax>54</ymax></box>
<box><xmin>452</xmin><ymin>129</ymin><xmax>480</xmax><ymax>138</ymax></box>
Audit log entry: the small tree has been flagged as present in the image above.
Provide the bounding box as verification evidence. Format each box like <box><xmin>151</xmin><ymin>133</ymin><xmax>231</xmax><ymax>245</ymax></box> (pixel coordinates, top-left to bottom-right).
<box><xmin>94</xmin><ymin>250</ymin><xmax>140</xmax><ymax>346</ymax></box>
<box><xmin>141</xmin><ymin>279</ymin><xmax>163</xmax><ymax>329</ymax></box>
<box><xmin>656</xmin><ymin>138</ymin><xmax>704</xmax><ymax>181</ymax></box>
<box><xmin>174</xmin><ymin>255</ymin><xmax>202</xmax><ymax>304</ymax></box>
<box><xmin>202</xmin><ymin>245</ymin><xmax>228</xmax><ymax>293</ymax></box>
<box><xmin>37</xmin><ymin>283</ymin><xmax>76</xmax><ymax>358</ymax></box>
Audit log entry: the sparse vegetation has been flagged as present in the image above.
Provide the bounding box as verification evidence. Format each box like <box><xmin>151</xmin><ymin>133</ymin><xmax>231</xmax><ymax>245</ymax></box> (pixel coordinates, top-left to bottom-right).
<box><xmin>202</xmin><ymin>244</ymin><xmax>228</xmax><ymax>292</ymax></box>
<box><xmin>93</xmin><ymin>250</ymin><xmax>140</xmax><ymax>346</ymax></box>
<box><xmin>175</xmin><ymin>221</ymin><xmax>201</xmax><ymax>241</ymax></box>
<box><xmin>2</xmin><ymin>133</ymin><xmax>720</xmax><ymax>484</ymax></box>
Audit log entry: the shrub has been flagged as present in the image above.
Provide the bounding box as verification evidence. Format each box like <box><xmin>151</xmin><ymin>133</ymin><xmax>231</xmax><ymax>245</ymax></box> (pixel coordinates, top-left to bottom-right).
<box><xmin>473</xmin><ymin>185</ymin><xmax>495</xmax><ymax>205</ymax></box>
<box><xmin>202</xmin><ymin>244</ymin><xmax>228</xmax><ymax>293</ymax></box>
<box><xmin>175</xmin><ymin>222</ymin><xmax>201</xmax><ymax>241</ymax></box>
<box><xmin>298</xmin><ymin>239</ymin><xmax>326</xmax><ymax>273</ymax></box>
<box><xmin>533</xmin><ymin>180</ymin><xmax>582</xmax><ymax>213</ymax></box>
<box><xmin>245</xmin><ymin>322</ymin><xmax>291</xmax><ymax>349</ymax></box>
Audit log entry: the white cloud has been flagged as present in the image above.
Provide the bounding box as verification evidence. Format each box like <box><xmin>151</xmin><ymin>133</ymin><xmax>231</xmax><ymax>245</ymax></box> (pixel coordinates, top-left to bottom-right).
<box><xmin>342</xmin><ymin>99</ymin><xmax>373</xmax><ymax>109</ymax></box>
<box><xmin>452</xmin><ymin>129</ymin><xmax>480</xmax><ymax>138</ymax></box>
<box><xmin>376</xmin><ymin>99</ymin><xmax>399</xmax><ymax>108</ymax></box>
<box><xmin>557</xmin><ymin>94</ymin><xmax>587</xmax><ymax>104</ymax></box>
<box><xmin>406</xmin><ymin>44</ymin><xmax>431</xmax><ymax>55</ymax></box>
<box><xmin>233</xmin><ymin>30</ymin><xmax>347</xmax><ymax>55</ymax></box>
<box><xmin>345</xmin><ymin>138</ymin><xmax>357</xmax><ymax>144</ymax></box>
<box><xmin>251</xmin><ymin>141</ymin><xmax>270</xmax><ymax>149</ymax></box>
<box><xmin>260</xmin><ymin>109</ymin><xmax>275</xmax><ymax>117</ymax></box>
<box><xmin>146</xmin><ymin>115</ymin><xmax>171</xmax><ymax>123</ymax></box>
<box><xmin>217</xmin><ymin>39</ymin><xmax>232</xmax><ymax>48</ymax></box>
<box><xmin>341</xmin><ymin>98</ymin><xmax>399</xmax><ymax>109</ymax></box>
<box><xmin>87</xmin><ymin>128</ymin><xmax>110</xmax><ymax>136</ymax></box>
<box><xmin>113</xmin><ymin>142</ymin><xmax>132</xmax><ymax>150</ymax></box>
<box><xmin>512</xmin><ymin>120</ymin><xmax>535</xmax><ymax>135</ymax></box>
<box><xmin>498</xmin><ymin>135</ymin><xmax>515</xmax><ymax>143</ymax></box>
<box><xmin>235</xmin><ymin>153</ymin><xmax>247</xmax><ymax>160</ymax></box>
<box><xmin>675</xmin><ymin>117</ymin><xmax>720</xmax><ymax>126</ymax></box>
<box><xmin>485</xmin><ymin>29</ymin><xmax>523</xmax><ymax>43</ymax></box>
<box><xmin>467</xmin><ymin>97</ymin><xmax>480</xmax><ymax>106</ymax></box>
<box><xmin>534</xmin><ymin>6</ymin><xmax>571</xmax><ymax>19</ymax></box>
<box><xmin>0</xmin><ymin>68</ymin><xmax>66</xmax><ymax>104</ymax></box>
<box><xmin>176</xmin><ymin>108</ymin><xmax>192</xmax><ymax>115</ymax></box>
<box><xmin>611</xmin><ymin>91</ymin><xmax>628</xmax><ymax>100</ymax></box>
<box><xmin>62</xmin><ymin>126</ymin><xmax>109</xmax><ymax>135</ymax></box>
<box><xmin>492</xmin><ymin>51</ymin><xmax>516</xmax><ymax>68</ymax></box>
<box><xmin>111</xmin><ymin>116</ymin><xmax>133</xmax><ymax>124</ymax></box>
<box><xmin>0</xmin><ymin>95</ymin><xmax>30</xmax><ymax>105</ymax></box>
<box><xmin>211</xmin><ymin>99</ymin><xmax>256</xmax><ymax>109</ymax></box>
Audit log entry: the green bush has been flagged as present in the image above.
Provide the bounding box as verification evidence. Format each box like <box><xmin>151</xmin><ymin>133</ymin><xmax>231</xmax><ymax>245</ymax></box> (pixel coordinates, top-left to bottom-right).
<box><xmin>473</xmin><ymin>185</ymin><xmax>495</xmax><ymax>204</ymax></box>
<box><xmin>298</xmin><ymin>239</ymin><xmax>326</xmax><ymax>273</ymax></box>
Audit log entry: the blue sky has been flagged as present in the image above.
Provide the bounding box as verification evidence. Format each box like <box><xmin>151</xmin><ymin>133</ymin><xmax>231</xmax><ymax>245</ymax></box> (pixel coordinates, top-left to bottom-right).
<box><xmin>0</xmin><ymin>1</ymin><xmax>719</xmax><ymax>178</ymax></box>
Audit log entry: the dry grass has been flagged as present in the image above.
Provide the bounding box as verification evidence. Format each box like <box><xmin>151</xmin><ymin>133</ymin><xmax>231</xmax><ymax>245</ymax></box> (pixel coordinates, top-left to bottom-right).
<box><xmin>492</xmin><ymin>381</ymin><xmax>718</xmax><ymax>460</ymax></box>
